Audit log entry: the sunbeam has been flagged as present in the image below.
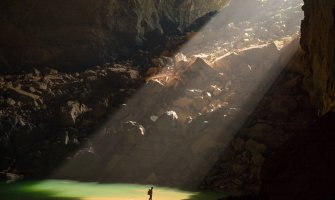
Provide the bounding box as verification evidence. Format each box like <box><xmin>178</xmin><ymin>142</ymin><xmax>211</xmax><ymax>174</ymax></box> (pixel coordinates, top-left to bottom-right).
<box><xmin>49</xmin><ymin>0</ymin><xmax>304</xmax><ymax>194</ymax></box>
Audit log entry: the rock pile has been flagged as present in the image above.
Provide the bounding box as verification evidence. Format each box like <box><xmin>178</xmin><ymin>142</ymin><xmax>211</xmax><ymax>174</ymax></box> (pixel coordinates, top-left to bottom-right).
<box><xmin>54</xmin><ymin>38</ymin><xmax>315</xmax><ymax>192</ymax></box>
<box><xmin>0</xmin><ymin>63</ymin><xmax>141</xmax><ymax>179</ymax></box>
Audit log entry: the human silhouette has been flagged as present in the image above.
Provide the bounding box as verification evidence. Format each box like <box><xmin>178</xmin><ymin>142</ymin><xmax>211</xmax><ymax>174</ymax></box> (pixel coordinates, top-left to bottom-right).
<box><xmin>147</xmin><ymin>187</ymin><xmax>153</xmax><ymax>200</ymax></box>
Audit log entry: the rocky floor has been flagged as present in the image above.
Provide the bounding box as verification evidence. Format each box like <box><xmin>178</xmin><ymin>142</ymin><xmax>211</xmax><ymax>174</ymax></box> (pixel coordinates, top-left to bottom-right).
<box><xmin>0</xmin><ymin>0</ymin><xmax>315</xmax><ymax>195</ymax></box>
<box><xmin>0</xmin><ymin>64</ymin><xmax>142</xmax><ymax>178</ymax></box>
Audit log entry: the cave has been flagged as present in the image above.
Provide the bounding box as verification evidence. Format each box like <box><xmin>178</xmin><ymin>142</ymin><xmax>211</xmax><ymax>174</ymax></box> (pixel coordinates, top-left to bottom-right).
<box><xmin>0</xmin><ymin>0</ymin><xmax>334</xmax><ymax>199</ymax></box>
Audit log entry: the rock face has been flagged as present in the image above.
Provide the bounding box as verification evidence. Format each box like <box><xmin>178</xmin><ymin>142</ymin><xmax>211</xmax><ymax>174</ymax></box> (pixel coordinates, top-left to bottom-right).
<box><xmin>0</xmin><ymin>0</ymin><xmax>229</xmax><ymax>73</ymax></box>
<box><xmin>301</xmin><ymin>0</ymin><xmax>335</xmax><ymax>115</ymax></box>
<box><xmin>258</xmin><ymin>1</ymin><xmax>335</xmax><ymax>199</ymax></box>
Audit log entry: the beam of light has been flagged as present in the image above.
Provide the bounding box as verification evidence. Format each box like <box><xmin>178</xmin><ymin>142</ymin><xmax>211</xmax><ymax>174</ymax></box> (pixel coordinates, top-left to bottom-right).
<box><xmin>50</xmin><ymin>0</ymin><xmax>304</xmax><ymax>194</ymax></box>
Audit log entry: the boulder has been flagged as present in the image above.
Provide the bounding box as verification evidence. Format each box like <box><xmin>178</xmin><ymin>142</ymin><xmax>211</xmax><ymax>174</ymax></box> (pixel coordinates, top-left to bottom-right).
<box><xmin>122</xmin><ymin>121</ymin><xmax>145</xmax><ymax>136</ymax></box>
<box><xmin>187</xmin><ymin>58</ymin><xmax>217</xmax><ymax>76</ymax></box>
<box><xmin>7</xmin><ymin>85</ymin><xmax>41</xmax><ymax>102</ymax></box>
<box><xmin>238</xmin><ymin>43</ymin><xmax>279</xmax><ymax>64</ymax></box>
<box><xmin>6</xmin><ymin>98</ymin><xmax>16</xmax><ymax>106</ymax></box>
<box><xmin>4</xmin><ymin>173</ymin><xmax>24</xmax><ymax>183</ymax></box>
<box><xmin>213</xmin><ymin>43</ymin><xmax>280</xmax><ymax>74</ymax></box>
<box><xmin>143</xmin><ymin>80</ymin><xmax>165</xmax><ymax>95</ymax></box>
<box><xmin>150</xmin><ymin>110</ymin><xmax>181</xmax><ymax>135</ymax></box>
<box><xmin>60</xmin><ymin>101</ymin><xmax>90</xmax><ymax>126</ymax></box>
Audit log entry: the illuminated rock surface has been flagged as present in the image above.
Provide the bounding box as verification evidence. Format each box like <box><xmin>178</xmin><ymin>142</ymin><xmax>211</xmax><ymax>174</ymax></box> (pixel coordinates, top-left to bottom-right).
<box><xmin>301</xmin><ymin>0</ymin><xmax>335</xmax><ymax>115</ymax></box>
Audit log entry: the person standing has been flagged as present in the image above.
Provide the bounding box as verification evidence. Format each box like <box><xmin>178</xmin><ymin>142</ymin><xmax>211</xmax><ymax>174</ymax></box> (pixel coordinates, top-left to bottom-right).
<box><xmin>147</xmin><ymin>187</ymin><xmax>153</xmax><ymax>200</ymax></box>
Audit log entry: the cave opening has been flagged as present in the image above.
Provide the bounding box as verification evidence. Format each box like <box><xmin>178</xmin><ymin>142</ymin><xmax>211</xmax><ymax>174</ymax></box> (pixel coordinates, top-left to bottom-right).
<box><xmin>2</xmin><ymin>0</ymin><xmax>335</xmax><ymax>199</ymax></box>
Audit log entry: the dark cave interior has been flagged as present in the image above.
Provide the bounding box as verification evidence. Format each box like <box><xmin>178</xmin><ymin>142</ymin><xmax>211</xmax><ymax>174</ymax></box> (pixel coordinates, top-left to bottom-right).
<box><xmin>0</xmin><ymin>0</ymin><xmax>335</xmax><ymax>200</ymax></box>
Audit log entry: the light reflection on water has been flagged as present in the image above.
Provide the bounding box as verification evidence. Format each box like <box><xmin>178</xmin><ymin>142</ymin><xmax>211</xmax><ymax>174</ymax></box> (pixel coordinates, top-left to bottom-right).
<box><xmin>0</xmin><ymin>180</ymin><xmax>228</xmax><ymax>200</ymax></box>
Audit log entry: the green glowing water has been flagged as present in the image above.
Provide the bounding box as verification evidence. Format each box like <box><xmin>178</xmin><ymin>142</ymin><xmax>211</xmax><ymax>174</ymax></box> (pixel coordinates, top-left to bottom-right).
<box><xmin>0</xmin><ymin>180</ymin><xmax>228</xmax><ymax>200</ymax></box>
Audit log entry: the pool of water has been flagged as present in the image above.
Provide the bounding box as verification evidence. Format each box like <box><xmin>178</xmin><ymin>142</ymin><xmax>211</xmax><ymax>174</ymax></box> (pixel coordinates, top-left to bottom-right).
<box><xmin>0</xmin><ymin>180</ymin><xmax>228</xmax><ymax>200</ymax></box>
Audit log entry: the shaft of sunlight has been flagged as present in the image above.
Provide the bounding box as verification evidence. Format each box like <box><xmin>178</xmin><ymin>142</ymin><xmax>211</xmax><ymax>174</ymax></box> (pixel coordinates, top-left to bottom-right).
<box><xmin>51</xmin><ymin>0</ymin><xmax>304</xmax><ymax>192</ymax></box>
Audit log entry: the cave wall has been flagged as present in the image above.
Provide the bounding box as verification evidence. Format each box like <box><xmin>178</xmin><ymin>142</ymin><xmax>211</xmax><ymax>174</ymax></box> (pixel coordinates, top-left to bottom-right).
<box><xmin>259</xmin><ymin>1</ymin><xmax>335</xmax><ymax>199</ymax></box>
<box><xmin>0</xmin><ymin>0</ymin><xmax>229</xmax><ymax>73</ymax></box>
<box><xmin>301</xmin><ymin>0</ymin><xmax>335</xmax><ymax>115</ymax></box>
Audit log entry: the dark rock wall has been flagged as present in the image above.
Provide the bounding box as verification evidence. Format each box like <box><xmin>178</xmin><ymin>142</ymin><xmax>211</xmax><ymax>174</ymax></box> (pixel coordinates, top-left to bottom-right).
<box><xmin>301</xmin><ymin>0</ymin><xmax>335</xmax><ymax>115</ymax></box>
<box><xmin>0</xmin><ymin>0</ymin><xmax>229</xmax><ymax>73</ymax></box>
<box><xmin>259</xmin><ymin>1</ymin><xmax>335</xmax><ymax>199</ymax></box>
